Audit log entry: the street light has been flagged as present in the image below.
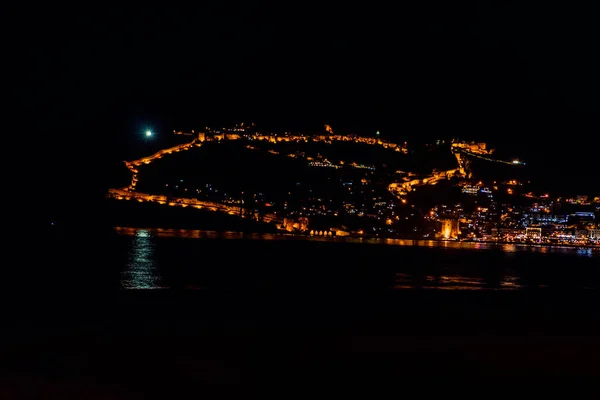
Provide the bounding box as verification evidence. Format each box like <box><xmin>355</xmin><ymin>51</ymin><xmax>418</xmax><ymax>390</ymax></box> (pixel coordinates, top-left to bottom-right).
<box><xmin>146</xmin><ymin>130</ymin><xmax>152</xmax><ymax>137</ymax></box>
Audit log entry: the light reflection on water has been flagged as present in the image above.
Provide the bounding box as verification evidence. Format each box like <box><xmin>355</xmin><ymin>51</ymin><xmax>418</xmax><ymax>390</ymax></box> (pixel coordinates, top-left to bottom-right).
<box><xmin>121</xmin><ymin>229</ymin><xmax>165</xmax><ymax>289</ymax></box>
<box><xmin>394</xmin><ymin>273</ymin><xmax>523</xmax><ymax>291</ymax></box>
<box><xmin>113</xmin><ymin>227</ymin><xmax>599</xmax><ymax>257</ymax></box>
<box><xmin>113</xmin><ymin>227</ymin><xmax>599</xmax><ymax>291</ymax></box>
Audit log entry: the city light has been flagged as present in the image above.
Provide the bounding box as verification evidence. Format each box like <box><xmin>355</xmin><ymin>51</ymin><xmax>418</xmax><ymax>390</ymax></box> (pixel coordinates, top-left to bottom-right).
<box><xmin>107</xmin><ymin>125</ymin><xmax>599</xmax><ymax>246</ymax></box>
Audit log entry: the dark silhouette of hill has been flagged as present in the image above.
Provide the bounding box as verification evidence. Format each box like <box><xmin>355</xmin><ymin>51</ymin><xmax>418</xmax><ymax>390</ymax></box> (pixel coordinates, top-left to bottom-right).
<box><xmin>467</xmin><ymin>156</ymin><xmax>528</xmax><ymax>184</ymax></box>
<box><xmin>133</xmin><ymin>141</ymin><xmax>385</xmax><ymax>202</ymax></box>
<box><xmin>249</xmin><ymin>139</ymin><xmax>409</xmax><ymax>171</ymax></box>
<box><xmin>405</xmin><ymin>143</ymin><xmax>457</xmax><ymax>174</ymax></box>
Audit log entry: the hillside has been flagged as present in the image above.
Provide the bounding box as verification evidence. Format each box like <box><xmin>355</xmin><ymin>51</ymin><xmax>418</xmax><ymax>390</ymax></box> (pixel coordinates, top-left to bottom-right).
<box><xmin>106</xmin><ymin>131</ymin><xmax>579</xmax><ymax>239</ymax></box>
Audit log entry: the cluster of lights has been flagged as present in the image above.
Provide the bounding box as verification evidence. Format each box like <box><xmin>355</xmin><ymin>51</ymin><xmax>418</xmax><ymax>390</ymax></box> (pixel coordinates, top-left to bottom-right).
<box><xmin>112</xmin><ymin>129</ymin><xmax>570</xmax><ymax>242</ymax></box>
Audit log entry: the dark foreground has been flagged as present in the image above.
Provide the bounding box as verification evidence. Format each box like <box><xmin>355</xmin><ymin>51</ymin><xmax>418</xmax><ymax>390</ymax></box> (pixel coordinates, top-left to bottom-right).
<box><xmin>2</xmin><ymin>227</ymin><xmax>600</xmax><ymax>397</ymax></box>
<box><xmin>4</xmin><ymin>289</ymin><xmax>600</xmax><ymax>397</ymax></box>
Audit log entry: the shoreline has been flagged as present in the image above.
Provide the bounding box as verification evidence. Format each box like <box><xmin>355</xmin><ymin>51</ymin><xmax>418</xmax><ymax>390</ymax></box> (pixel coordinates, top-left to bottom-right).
<box><xmin>441</xmin><ymin>238</ymin><xmax>600</xmax><ymax>249</ymax></box>
<box><xmin>111</xmin><ymin>225</ymin><xmax>600</xmax><ymax>250</ymax></box>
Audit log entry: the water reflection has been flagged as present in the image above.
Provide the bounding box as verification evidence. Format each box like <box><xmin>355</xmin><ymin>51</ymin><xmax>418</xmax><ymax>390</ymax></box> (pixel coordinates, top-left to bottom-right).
<box><xmin>576</xmin><ymin>248</ymin><xmax>594</xmax><ymax>257</ymax></box>
<box><xmin>113</xmin><ymin>227</ymin><xmax>599</xmax><ymax>291</ymax></box>
<box><xmin>113</xmin><ymin>227</ymin><xmax>600</xmax><ymax>257</ymax></box>
<box><xmin>395</xmin><ymin>272</ymin><xmax>523</xmax><ymax>291</ymax></box>
<box><xmin>502</xmin><ymin>243</ymin><xmax>518</xmax><ymax>253</ymax></box>
<box><xmin>121</xmin><ymin>229</ymin><xmax>165</xmax><ymax>289</ymax></box>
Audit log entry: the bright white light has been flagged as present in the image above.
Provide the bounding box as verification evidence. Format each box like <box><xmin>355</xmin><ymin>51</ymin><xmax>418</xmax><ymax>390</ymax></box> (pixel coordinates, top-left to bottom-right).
<box><xmin>146</xmin><ymin>130</ymin><xmax>152</xmax><ymax>137</ymax></box>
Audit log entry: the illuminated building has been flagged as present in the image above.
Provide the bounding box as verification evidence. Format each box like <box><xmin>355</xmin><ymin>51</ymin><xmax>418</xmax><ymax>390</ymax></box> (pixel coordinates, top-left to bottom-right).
<box><xmin>282</xmin><ymin>217</ymin><xmax>309</xmax><ymax>232</ymax></box>
<box><xmin>330</xmin><ymin>228</ymin><xmax>350</xmax><ymax>236</ymax></box>
<box><xmin>576</xmin><ymin>195</ymin><xmax>589</xmax><ymax>204</ymax></box>
<box><xmin>438</xmin><ymin>219</ymin><xmax>460</xmax><ymax>239</ymax></box>
<box><xmin>568</xmin><ymin>212</ymin><xmax>595</xmax><ymax>227</ymax></box>
<box><xmin>461</xmin><ymin>185</ymin><xmax>479</xmax><ymax>195</ymax></box>
<box><xmin>525</xmin><ymin>226</ymin><xmax>542</xmax><ymax>240</ymax></box>
<box><xmin>308</xmin><ymin>161</ymin><xmax>340</xmax><ymax>168</ymax></box>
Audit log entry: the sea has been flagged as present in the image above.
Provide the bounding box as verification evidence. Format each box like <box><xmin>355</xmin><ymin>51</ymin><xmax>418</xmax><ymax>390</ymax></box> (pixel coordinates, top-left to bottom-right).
<box><xmin>3</xmin><ymin>226</ymin><xmax>600</xmax><ymax>394</ymax></box>
<box><xmin>111</xmin><ymin>227</ymin><xmax>599</xmax><ymax>292</ymax></box>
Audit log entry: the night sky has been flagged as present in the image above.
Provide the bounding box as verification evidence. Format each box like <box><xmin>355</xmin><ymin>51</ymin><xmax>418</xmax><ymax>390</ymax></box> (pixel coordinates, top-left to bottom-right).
<box><xmin>24</xmin><ymin>4</ymin><xmax>598</xmax><ymax>221</ymax></box>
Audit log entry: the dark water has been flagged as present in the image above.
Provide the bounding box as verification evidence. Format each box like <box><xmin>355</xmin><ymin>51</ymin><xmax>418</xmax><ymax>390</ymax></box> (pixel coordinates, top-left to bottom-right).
<box><xmin>113</xmin><ymin>227</ymin><xmax>599</xmax><ymax>291</ymax></box>
<box><xmin>3</xmin><ymin>226</ymin><xmax>600</xmax><ymax>396</ymax></box>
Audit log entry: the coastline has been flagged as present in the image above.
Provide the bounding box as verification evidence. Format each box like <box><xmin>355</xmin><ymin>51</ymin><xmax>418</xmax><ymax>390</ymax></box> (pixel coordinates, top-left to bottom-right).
<box><xmin>449</xmin><ymin>238</ymin><xmax>599</xmax><ymax>250</ymax></box>
<box><xmin>105</xmin><ymin>195</ymin><xmax>598</xmax><ymax>250</ymax></box>
<box><xmin>111</xmin><ymin>224</ymin><xmax>600</xmax><ymax>251</ymax></box>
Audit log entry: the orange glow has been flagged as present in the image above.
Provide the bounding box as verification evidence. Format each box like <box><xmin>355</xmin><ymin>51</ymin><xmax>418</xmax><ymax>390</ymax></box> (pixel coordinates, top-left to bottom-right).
<box><xmin>443</xmin><ymin>227</ymin><xmax>451</xmax><ymax>239</ymax></box>
<box><xmin>109</xmin><ymin>132</ymin><xmax>504</xmax><ymax>231</ymax></box>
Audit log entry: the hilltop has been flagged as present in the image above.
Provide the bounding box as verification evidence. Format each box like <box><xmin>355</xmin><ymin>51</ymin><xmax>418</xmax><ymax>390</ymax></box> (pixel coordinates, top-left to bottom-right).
<box><xmin>106</xmin><ymin>127</ymin><xmax>550</xmax><ymax>239</ymax></box>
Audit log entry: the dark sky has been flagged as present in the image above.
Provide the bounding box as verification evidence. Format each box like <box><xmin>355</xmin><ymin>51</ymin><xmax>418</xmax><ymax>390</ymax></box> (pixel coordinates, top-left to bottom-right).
<box><xmin>22</xmin><ymin>4</ymin><xmax>598</xmax><ymax>219</ymax></box>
